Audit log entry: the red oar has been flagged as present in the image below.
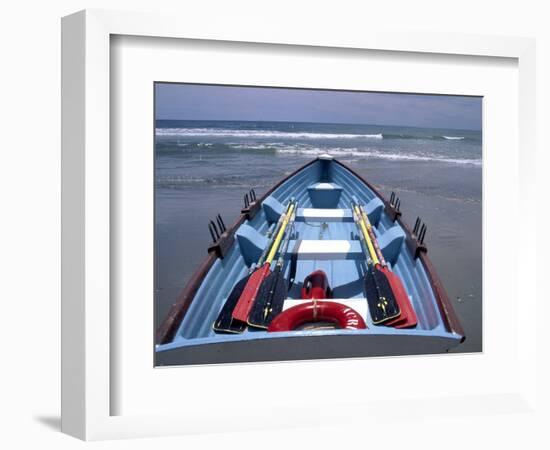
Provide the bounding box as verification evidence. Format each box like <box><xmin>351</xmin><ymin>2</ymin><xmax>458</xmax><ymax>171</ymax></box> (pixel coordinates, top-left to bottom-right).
<box><xmin>359</xmin><ymin>205</ymin><xmax>417</xmax><ymax>328</ymax></box>
<box><xmin>213</xmin><ymin>212</ymin><xmax>287</xmax><ymax>333</ymax></box>
<box><xmin>247</xmin><ymin>206</ymin><xmax>298</xmax><ymax>329</ymax></box>
<box><xmin>352</xmin><ymin>205</ymin><xmax>400</xmax><ymax>324</ymax></box>
<box><xmin>382</xmin><ymin>269</ymin><xmax>417</xmax><ymax>328</ymax></box>
<box><xmin>231</xmin><ymin>201</ymin><xmax>296</xmax><ymax>323</ymax></box>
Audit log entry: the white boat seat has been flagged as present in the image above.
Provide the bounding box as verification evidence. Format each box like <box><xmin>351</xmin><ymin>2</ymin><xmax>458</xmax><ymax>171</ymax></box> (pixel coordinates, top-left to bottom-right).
<box><xmin>309</xmin><ymin>182</ymin><xmax>341</xmax><ymax>190</ymax></box>
<box><xmin>285</xmin><ymin>239</ymin><xmax>363</xmax><ymax>260</ymax></box>
<box><xmin>296</xmin><ymin>208</ymin><xmax>353</xmax><ymax>222</ymax></box>
<box><xmin>237</xmin><ymin>221</ymin><xmax>405</xmax><ymax>266</ymax></box>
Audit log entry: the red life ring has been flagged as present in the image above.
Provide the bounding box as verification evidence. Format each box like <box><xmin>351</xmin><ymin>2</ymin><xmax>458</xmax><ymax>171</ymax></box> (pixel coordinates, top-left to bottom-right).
<box><xmin>267</xmin><ymin>300</ymin><xmax>367</xmax><ymax>332</ymax></box>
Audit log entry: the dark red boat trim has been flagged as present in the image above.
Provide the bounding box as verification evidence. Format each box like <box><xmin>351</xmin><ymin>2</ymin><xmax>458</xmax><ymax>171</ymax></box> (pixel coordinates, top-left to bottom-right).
<box><xmin>155</xmin><ymin>158</ymin><xmax>318</xmax><ymax>345</ymax></box>
<box><xmin>155</xmin><ymin>252</ymin><xmax>217</xmax><ymax>345</ymax></box>
<box><xmin>334</xmin><ymin>159</ymin><xmax>465</xmax><ymax>341</ymax></box>
<box><xmin>416</xmin><ymin>248</ymin><xmax>466</xmax><ymax>342</ymax></box>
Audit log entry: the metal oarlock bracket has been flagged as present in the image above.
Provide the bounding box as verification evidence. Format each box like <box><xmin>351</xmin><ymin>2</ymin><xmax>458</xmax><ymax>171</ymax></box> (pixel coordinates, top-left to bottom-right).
<box><xmin>207</xmin><ymin>213</ymin><xmax>234</xmax><ymax>259</ymax></box>
<box><xmin>407</xmin><ymin>216</ymin><xmax>428</xmax><ymax>259</ymax></box>
<box><xmin>241</xmin><ymin>188</ymin><xmax>261</xmax><ymax>220</ymax></box>
<box><xmin>385</xmin><ymin>191</ymin><xmax>402</xmax><ymax>222</ymax></box>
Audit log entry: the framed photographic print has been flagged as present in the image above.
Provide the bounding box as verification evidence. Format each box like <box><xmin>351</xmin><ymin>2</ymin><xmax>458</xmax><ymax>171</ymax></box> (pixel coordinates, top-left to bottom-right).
<box><xmin>153</xmin><ymin>83</ymin><xmax>477</xmax><ymax>367</ymax></box>
<box><xmin>62</xmin><ymin>9</ymin><xmax>538</xmax><ymax>441</ymax></box>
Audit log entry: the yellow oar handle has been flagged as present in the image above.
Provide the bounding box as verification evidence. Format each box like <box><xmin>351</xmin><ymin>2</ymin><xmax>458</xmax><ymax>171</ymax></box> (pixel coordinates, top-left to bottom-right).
<box><xmin>354</xmin><ymin>205</ymin><xmax>380</xmax><ymax>266</ymax></box>
<box><xmin>360</xmin><ymin>206</ymin><xmax>387</xmax><ymax>266</ymax></box>
<box><xmin>266</xmin><ymin>203</ymin><xmax>296</xmax><ymax>264</ymax></box>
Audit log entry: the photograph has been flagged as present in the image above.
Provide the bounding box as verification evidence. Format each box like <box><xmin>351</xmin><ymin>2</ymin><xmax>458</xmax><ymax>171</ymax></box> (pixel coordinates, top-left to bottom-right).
<box><xmin>153</xmin><ymin>83</ymin><xmax>482</xmax><ymax>366</ymax></box>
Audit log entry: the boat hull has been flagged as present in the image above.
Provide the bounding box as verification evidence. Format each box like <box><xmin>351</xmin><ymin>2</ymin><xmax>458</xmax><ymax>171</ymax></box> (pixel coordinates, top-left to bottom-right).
<box><xmin>157</xmin><ymin>331</ymin><xmax>459</xmax><ymax>366</ymax></box>
<box><xmin>156</xmin><ymin>156</ymin><xmax>465</xmax><ymax>365</ymax></box>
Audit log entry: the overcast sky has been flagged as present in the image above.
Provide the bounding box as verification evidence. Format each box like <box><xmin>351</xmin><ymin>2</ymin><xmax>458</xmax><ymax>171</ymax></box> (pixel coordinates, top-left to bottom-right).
<box><xmin>155</xmin><ymin>83</ymin><xmax>482</xmax><ymax>130</ymax></box>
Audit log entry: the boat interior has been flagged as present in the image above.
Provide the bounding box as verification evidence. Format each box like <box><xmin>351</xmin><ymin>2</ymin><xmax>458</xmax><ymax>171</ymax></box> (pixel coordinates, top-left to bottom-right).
<box><xmin>157</xmin><ymin>157</ymin><xmax>462</xmax><ymax>352</ymax></box>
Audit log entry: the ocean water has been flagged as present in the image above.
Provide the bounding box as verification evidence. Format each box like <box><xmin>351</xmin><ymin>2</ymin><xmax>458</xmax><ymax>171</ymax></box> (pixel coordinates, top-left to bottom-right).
<box><xmin>155</xmin><ymin>120</ymin><xmax>482</xmax><ymax>353</ymax></box>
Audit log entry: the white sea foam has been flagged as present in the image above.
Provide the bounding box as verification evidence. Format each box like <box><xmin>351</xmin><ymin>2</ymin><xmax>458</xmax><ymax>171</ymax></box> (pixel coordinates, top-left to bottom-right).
<box><xmin>442</xmin><ymin>136</ymin><xmax>465</xmax><ymax>140</ymax></box>
<box><xmin>275</xmin><ymin>147</ymin><xmax>481</xmax><ymax>166</ymax></box>
<box><xmin>226</xmin><ymin>142</ymin><xmax>284</xmax><ymax>150</ymax></box>
<box><xmin>156</xmin><ymin>127</ymin><xmax>383</xmax><ymax>140</ymax></box>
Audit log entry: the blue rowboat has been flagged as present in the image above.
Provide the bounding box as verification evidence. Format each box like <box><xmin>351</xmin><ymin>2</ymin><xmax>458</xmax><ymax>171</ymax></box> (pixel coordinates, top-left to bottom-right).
<box><xmin>156</xmin><ymin>155</ymin><xmax>465</xmax><ymax>365</ymax></box>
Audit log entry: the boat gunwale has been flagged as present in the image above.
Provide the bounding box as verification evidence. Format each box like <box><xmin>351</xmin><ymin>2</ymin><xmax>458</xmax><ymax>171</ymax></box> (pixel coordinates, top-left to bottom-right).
<box><xmin>156</xmin><ymin>157</ymin><xmax>466</xmax><ymax>346</ymax></box>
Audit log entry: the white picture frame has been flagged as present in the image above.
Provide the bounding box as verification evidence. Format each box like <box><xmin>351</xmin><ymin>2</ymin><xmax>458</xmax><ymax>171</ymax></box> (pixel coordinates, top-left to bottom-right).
<box><xmin>61</xmin><ymin>9</ymin><xmax>538</xmax><ymax>441</ymax></box>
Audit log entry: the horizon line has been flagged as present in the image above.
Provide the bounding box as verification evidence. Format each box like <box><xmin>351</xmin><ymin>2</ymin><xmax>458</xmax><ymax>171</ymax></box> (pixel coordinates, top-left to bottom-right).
<box><xmin>154</xmin><ymin>118</ymin><xmax>482</xmax><ymax>132</ymax></box>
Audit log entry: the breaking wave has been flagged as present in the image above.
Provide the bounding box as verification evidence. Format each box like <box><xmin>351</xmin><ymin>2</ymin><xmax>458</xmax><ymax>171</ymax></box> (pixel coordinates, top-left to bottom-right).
<box><xmin>275</xmin><ymin>147</ymin><xmax>481</xmax><ymax>166</ymax></box>
<box><xmin>156</xmin><ymin>128</ymin><xmax>383</xmax><ymax>140</ymax></box>
<box><xmin>156</xmin><ymin>127</ymin><xmax>477</xmax><ymax>142</ymax></box>
<box><xmin>156</xmin><ymin>140</ymin><xmax>481</xmax><ymax>166</ymax></box>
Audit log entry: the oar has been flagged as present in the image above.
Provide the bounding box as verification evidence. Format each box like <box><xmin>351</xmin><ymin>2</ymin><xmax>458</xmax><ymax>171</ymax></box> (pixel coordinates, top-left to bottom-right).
<box><xmin>247</xmin><ymin>206</ymin><xmax>297</xmax><ymax>329</ymax></box>
<box><xmin>231</xmin><ymin>200</ymin><xmax>297</xmax><ymax>323</ymax></box>
<box><xmin>358</xmin><ymin>205</ymin><xmax>418</xmax><ymax>328</ymax></box>
<box><xmin>213</xmin><ymin>204</ymin><xmax>290</xmax><ymax>333</ymax></box>
<box><xmin>352</xmin><ymin>203</ymin><xmax>401</xmax><ymax>324</ymax></box>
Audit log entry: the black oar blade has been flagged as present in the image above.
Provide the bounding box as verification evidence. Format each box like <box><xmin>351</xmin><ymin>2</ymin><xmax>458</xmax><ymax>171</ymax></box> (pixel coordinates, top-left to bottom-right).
<box><xmin>213</xmin><ymin>274</ymin><xmax>250</xmax><ymax>333</ymax></box>
<box><xmin>247</xmin><ymin>270</ymin><xmax>287</xmax><ymax>329</ymax></box>
<box><xmin>364</xmin><ymin>268</ymin><xmax>401</xmax><ymax>324</ymax></box>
